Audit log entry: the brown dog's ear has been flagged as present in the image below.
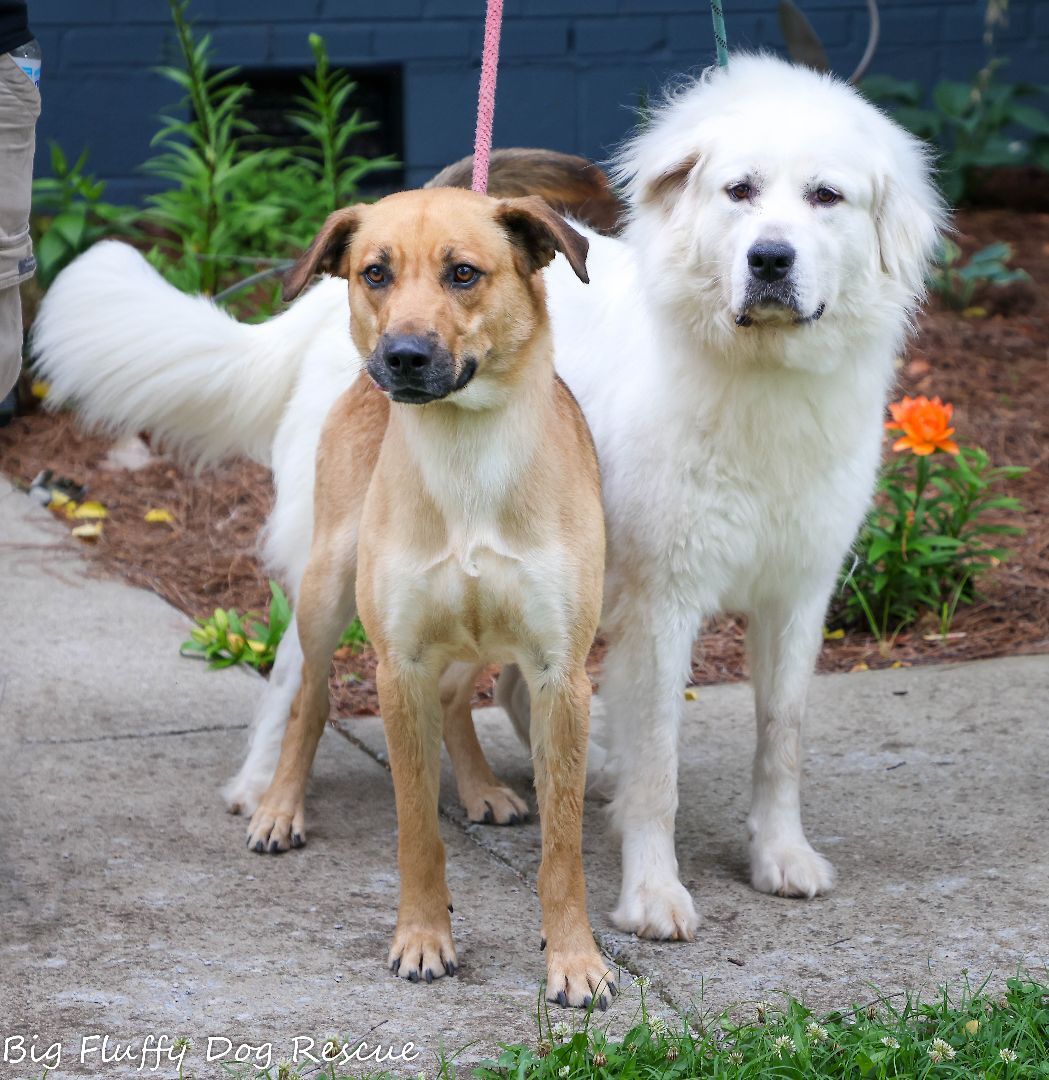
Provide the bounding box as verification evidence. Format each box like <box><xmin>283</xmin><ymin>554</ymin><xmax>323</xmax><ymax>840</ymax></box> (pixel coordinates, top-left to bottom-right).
<box><xmin>283</xmin><ymin>206</ymin><xmax>365</xmax><ymax>302</ymax></box>
<box><xmin>496</xmin><ymin>196</ymin><xmax>590</xmax><ymax>284</ymax></box>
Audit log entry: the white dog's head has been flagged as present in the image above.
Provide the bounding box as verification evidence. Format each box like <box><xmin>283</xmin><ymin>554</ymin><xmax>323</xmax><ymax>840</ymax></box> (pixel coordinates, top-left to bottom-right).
<box><xmin>614</xmin><ymin>55</ymin><xmax>946</xmax><ymax>365</ymax></box>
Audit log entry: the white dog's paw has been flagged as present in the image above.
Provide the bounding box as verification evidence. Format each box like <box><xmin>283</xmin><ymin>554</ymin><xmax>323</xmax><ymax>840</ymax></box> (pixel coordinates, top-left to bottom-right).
<box><xmin>222</xmin><ymin>770</ymin><xmax>271</xmax><ymax>818</ymax></box>
<box><xmin>750</xmin><ymin>840</ymin><xmax>835</xmax><ymax>898</ymax></box>
<box><xmin>611</xmin><ymin>879</ymin><xmax>699</xmax><ymax>941</ymax></box>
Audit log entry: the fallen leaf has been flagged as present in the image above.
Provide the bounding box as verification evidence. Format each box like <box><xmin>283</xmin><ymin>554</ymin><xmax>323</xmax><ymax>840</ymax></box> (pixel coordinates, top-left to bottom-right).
<box><xmin>30</xmin><ymin>380</ymin><xmax>50</xmax><ymax>400</ymax></box>
<box><xmin>890</xmin><ymin>660</ymin><xmax>911</xmax><ymax>669</ymax></box>
<box><xmin>73</xmin><ymin>500</ymin><xmax>108</xmax><ymax>520</ymax></box>
<box><xmin>923</xmin><ymin>631</ymin><xmax>967</xmax><ymax>641</ymax></box>
<box><xmin>962</xmin><ymin>305</ymin><xmax>987</xmax><ymax>319</ymax></box>
<box><xmin>144</xmin><ymin>508</ymin><xmax>175</xmax><ymax>524</ymax></box>
<box><xmin>684</xmin><ymin>688</ymin><xmax>698</xmax><ymax>701</ymax></box>
<box><xmin>822</xmin><ymin>626</ymin><xmax>845</xmax><ymax>640</ymax></box>
<box><xmin>850</xmin><ymin>661</ymin><xmax>870</xmax><ymax>673</ymax></box>
<box><xmin>47</xmin><ymin>491</ymin><xmax>72</xmax><ymax>509</ymax></box>
<box><xmin>71</xmin><ymin>522</ymin><xmax>103</xmax><ymax>541</ymax></box>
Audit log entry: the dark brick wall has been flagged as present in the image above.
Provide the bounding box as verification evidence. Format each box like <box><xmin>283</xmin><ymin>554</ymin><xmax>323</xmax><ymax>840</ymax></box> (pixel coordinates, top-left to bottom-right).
<box><xmin>27</xmin><ymin>0</ymin><xmax>1049</xmax><ymax>203</ymax></box>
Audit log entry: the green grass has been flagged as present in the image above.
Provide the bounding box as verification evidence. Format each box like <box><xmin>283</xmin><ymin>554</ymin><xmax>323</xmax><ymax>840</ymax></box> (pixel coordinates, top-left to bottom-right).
<box><xmin>157</xmin><ymin>974</ymin><xmax>1048</xmax><ymax>1079</ymax></box>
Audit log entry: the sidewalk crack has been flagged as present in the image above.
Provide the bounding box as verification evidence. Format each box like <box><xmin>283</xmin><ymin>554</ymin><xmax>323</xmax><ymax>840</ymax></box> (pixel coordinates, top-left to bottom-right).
<box><xmin>22</xmin><ymin>721</ymin><xmax>248</xmax><ymax>746</ymax></box>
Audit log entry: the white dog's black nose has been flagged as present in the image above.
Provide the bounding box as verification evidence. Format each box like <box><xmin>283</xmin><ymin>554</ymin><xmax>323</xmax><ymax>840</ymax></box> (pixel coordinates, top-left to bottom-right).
<box><xmin>747</xmin><ymin>241</ymin><xmax>795</xmax><ymax>282</ymax></box>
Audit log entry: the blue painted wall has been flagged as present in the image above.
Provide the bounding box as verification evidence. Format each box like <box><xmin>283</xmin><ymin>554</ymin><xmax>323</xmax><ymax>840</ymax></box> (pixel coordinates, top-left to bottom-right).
<box><xmin>28</xmin><ymin>0</ymin><xmax>1049</xmax><ymax>203</ymax></box>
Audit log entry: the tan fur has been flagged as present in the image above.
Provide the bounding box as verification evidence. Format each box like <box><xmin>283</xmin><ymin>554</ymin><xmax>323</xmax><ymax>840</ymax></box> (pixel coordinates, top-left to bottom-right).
<box><xmin>247</xmin><ymin>188</ymin><xmax>613</xmax><ymax>1007</ymax></box>
<box><xmin>427</xmin><ymin>148</ymin><xmax>625</xmax><ymax>235</ymax></box>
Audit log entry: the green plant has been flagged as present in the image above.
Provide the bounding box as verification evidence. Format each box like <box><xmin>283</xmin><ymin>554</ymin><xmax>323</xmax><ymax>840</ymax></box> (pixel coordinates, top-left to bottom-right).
<box><xmin>475</xmin><ymin>975</ymin><xmax>1049</xmax><ymax>1080</ymax></box>
<box><xmin>142</xmin><ymin>0</ymin><xmax>285</xmax><ymax>295</ymax></box>
<box><xmin>138</xmin><ymin>3</ymin><xmax>396</xmax><ymax>308</ymax></box>
<box><xmin>290</xmin><ymin>33</ymin><xmax>397</xmax><ymax>220</ymax></box>
<box><xmin>339</xmin><ymin>616</ymin><xmax>368</xmax><ymax>652</ymax></box>
<box><xmin>927</xmin><ymin>238</ymin><xmax>1029</xmax><ymax>310</ymax></box>
<box><xmin>837</xmin><ymin>395</ymin><xmax>1026</xmax><ymax>642</ymax></box>
<box><xmin>30</xmin><ymin>144</ymin><xmax>137</xmax><ymax>287</ymax></box>
<box><xmin>182</xmin><ymin>580</ymin><xmax>292</xmax><ymax>670</ymax></box>
<box><xmin>181</xmin><ymin>580</ymin><xmax>367</xmax><ymax>671</ymax></box>
<box><xmin>861</xmin><ymin>63</ymin><xmax>1049</xmax><ymax>204</ymax></box>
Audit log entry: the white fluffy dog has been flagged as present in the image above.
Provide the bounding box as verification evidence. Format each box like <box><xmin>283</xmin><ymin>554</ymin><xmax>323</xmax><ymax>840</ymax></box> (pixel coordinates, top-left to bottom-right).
<box><xmin>33</xmin><ymin>55</ymin><xmax>944</xmax><ymax>941</ymax></box>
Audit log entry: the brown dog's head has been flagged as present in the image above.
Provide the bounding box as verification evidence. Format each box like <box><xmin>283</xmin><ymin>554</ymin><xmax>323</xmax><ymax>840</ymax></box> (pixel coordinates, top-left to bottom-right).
<box><xmin>283</xmin><ymin>188</ymin><xmax>588</xmax><ymax>406</ymax></box>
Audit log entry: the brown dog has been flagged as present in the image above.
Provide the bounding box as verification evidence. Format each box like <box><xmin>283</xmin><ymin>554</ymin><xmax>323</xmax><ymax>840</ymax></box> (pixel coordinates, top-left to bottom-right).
<box><xmin>245</xmin><ymin>188</ymin><xmax>614</xmax><ymax>1008</ymax></box>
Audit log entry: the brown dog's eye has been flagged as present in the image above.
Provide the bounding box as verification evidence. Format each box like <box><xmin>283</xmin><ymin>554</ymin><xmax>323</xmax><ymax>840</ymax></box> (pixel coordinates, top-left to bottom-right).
<box><xmin>451</xmin><ymin>264</ymin><xmax>480</xmax><ymax>287</ymax></box>
<box><xmin>812</xmin><ymin>186</ymin><xmax>842</xmax><ymax>206</ymax></box>
<box><xmin>727</xmin><ymin>181</ymin><xmax>753</xmax><ymax>202</ymax></box>
<box><xmin>362</xmin><ymin>265</ymin><xmax>387</xmax><ymax>287</ymax></box>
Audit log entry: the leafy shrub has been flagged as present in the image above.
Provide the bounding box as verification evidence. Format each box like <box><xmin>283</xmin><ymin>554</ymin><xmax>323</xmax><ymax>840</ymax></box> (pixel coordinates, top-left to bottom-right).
<box><xmin>182</xmin><ymin>580</ymin><xmax>367</xmax><ymax>672</ymax></box>
<box><xmin>837</xmin><ymin>395</ymin><xmax>1026</xmax><ymax>642</ymax></box>
<box><xmin>861</xmin><ymin>64</ymin><xmax>1049</xmax><ymax>204</ymax></box>
<box><xmin>927</xmin><ymin>238</ymin><xmax>1029</xmax><ymax>311</ymax></box>
<box><xmin>30</xmin><ymin>144</ymin><xmax>136</xmax><ymax>288</ymax></box>
<box><xmin>31</xmin><ymin>0</ymin><xmax>396</xmax><ymax>306</ymax></box>
<box><xmin>182</xmin><ymin>580</ymin><xmax>293</xmax><ymax>671</ymax></box>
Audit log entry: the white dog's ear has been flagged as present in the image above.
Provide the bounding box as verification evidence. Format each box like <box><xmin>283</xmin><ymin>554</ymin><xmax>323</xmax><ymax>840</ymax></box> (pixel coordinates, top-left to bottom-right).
<box><xmin>641</xmin><ymin>155</ymin><xmax>699</xmax><ymax>208</ymax></box>
<box><xmin>873</xmin><ymin>139</ymin><xmax>947</xmax><ymax>304</ymax></box>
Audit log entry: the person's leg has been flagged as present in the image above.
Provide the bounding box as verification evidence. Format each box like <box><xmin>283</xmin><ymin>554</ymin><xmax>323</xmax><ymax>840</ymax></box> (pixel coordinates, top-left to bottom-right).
<box><xmin>0</xmin><ymin>53</ymin><xmax>41</xmax><ymax>398</ymax></box>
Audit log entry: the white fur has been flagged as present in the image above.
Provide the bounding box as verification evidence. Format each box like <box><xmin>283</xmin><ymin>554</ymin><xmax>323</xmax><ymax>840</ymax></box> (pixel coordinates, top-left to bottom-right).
<box><xmin>32</xmin><ymin>56</ymin><xmax>943</xmax><ymax>936</ymax></box>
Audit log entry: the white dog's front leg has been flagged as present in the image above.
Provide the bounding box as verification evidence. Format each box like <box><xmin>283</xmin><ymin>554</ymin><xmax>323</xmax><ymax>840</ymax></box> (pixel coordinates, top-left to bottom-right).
<box><xmin>223</xmin><ymin>615</ymin><xmax>305</xmax><ymax>816</ymax></box>
<box><xmin>603</xmin><ymin>618</ymin><xmax>698</xmax><ymax>941</ymax></box>
<box><xmin>746</xmin><ymin>593</ymin><xmax>835</xmax><ymax>898</ymax></box>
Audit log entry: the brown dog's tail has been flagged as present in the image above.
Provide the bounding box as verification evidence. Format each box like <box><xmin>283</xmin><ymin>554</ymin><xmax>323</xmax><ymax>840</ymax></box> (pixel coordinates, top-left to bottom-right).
<box><xmin>426</xmin><ymin>148</ymin><xmax>625</xmax><ymax>236</ymax></box>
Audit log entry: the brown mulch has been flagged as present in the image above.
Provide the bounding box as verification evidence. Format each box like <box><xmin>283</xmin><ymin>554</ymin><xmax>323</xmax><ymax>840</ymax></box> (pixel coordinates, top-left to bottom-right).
<box><xmin>2</xmin><ymin>208</ymin><xmax>1046</xmax><ymax>715</ymax></box>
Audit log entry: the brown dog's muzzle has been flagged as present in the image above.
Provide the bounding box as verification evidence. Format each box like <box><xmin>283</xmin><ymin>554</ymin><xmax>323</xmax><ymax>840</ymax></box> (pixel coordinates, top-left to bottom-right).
<box><xmin>366</xmin><ymin>332</ymin><xmax>473</xmax><ymax>405</ymax></box>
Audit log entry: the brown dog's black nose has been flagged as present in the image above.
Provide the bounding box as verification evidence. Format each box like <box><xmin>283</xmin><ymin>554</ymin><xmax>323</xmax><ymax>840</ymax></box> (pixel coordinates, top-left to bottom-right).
<box><xmin>384</xmin><ymin>334</ymin><xmax>433</xmax><ymax>377</ymax></box>
<box><xmin>747</xmin><ymin>241</ymin><xmax>795</xmax><ymax>282</ymax></box>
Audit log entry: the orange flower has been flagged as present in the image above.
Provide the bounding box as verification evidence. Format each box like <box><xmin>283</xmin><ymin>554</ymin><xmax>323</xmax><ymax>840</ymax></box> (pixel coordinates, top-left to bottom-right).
<box><xmin>885</xmin><ymin>395</ymin><xmax>959</xmax><ymax>456</ymax></box>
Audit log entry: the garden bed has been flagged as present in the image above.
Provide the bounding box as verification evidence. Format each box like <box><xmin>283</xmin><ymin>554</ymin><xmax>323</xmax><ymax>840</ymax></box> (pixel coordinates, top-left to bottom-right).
<box><xmin>1</xmin><ymin>207</ymin><xmax>1046</xmax><ymax>716</ymax></box>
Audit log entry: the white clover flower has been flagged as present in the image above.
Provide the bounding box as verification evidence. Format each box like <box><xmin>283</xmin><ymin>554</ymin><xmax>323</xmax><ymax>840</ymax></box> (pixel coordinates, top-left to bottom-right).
<box><xmin>551</xmin><ymin>1021</ymin><xmax>572</xmax><ymax>1042</ymax></box>
<box><xmin>806</xmin><ymin>1022</ymin><xmax>829</xmax><ymax>1043</ymax></box>
<box><xmin>755</xmin><ymin>1000</ymin><xmax>774</xmax><ymax>1023</ymax></box>
<box><xmin>727</xmin><ymin>1050</ymin><xmax>744</xmax><ymax>1064</ymax></box>
<box><xmin>558</xmin><ymin>1067</ymin><xmax>570</xmax><ymax>1078</ymax></box>
<box><xmin>636</xmin><ymin>976</ymin><xmax>651</xmax><ymax>991</ymax></box>
<box><xmin>881</xmin><ymin>1035</ymin><xmax>900</xmax><ymax>1049</ymax></box>
<box><xmin>772</xmin><ymin>1035</ymin><xmax>796</xmax><ymax>1057</ymax></box>
<box><xmin>928</xmin><ymin>1037</ymin><xmax>956</xmax><ymax>1063</ymax></box>
<box><xmin>649</xmin><ymin>1017</ymin><xmax>669</xmax><ymax>1038</ymax></box>
<box><xmin>999</xmin><ymin>1047</ymin><xmax>1018</xmax><ymax>1062</ymax></box>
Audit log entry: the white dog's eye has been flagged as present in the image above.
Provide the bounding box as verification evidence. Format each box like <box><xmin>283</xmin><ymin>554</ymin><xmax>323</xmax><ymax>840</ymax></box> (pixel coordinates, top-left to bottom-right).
<box><xmin>811</xmin><ymin>186</ymin><xmax>842</xmax><ymax>206</ymax></box>
<box><xmin>726</xmin><ymin>181</ymin><xmax>753</xmax><ymax>202</ymax></box>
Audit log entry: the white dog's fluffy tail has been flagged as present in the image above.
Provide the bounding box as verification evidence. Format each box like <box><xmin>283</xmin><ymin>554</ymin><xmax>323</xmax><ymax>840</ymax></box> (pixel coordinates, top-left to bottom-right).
<box><xmin>31</xmin><ymin>241</ymin><xmax>345</xmax><ymax>468</ymax></box>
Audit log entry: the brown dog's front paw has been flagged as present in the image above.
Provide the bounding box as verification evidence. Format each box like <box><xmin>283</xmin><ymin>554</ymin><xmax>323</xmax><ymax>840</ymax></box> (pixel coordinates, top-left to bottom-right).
<box><xmin>388</xmin><ymin>922</ymin><xmax>458</xmax><ymax>984</ymax></box>
<box><xmin>462</xmin><ymin>783</ymin><xmax>530</xmax><ymax>826</ymax></box>
<box><xmin>546</xmin><ymin>948</ymin><xmax>617</xmax><ymax>1011</ymax></box>
<box><xmin>246</xmin><ymin>796</ymin><xmax>306</xmax><ymax>854</ymax></box>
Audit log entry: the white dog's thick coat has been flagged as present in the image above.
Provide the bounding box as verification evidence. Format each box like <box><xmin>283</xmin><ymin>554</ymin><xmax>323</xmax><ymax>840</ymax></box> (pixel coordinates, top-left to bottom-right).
<box><xmin>32</xmin><ymin>56</ymin><xmax>944</xmax><ymax>939</ymax></box>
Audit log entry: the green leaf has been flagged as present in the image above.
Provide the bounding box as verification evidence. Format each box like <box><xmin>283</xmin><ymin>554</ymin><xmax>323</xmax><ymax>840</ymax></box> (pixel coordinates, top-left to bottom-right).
<box><xmin>933</xmin><ymin>80</ymin><xmax>973</xmax><ymax>119</ymax></box>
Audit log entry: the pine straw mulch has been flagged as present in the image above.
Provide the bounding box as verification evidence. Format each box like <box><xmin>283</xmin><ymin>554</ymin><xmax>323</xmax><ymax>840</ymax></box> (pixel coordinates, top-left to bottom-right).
<box><xmin>1</xmin><ymin>207</ymin><xmax>1046</xmax><ymax>715</ymax></box>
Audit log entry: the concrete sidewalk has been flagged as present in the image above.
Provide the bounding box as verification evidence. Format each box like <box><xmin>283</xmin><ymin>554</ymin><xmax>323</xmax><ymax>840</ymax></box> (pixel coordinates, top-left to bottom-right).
<box><xmin>2</xmin><ymin>476</ymin><xmax>1046</xmax><ymax>1079</ymax></box>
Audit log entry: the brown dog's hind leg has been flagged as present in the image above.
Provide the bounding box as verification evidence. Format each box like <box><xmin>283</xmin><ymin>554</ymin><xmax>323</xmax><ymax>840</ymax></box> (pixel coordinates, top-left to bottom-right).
<box><xmin>246</xmin><ymin>537</ymin><xmax>357</xmax><ymax>854</ymax></box>
<box><xmin>380</xmin><ymin>660</ymin><xmax>458</xmax><ymax>983</ymax></box>
<box><xmin>530</xmin><ymin>667</ymin><xmax>616</xmax><ymax>1009</ymax></box>
<box><xmin>441</xmin><ymin>662</ymin><xmax>530</xmax><ymax>826</ymax></box>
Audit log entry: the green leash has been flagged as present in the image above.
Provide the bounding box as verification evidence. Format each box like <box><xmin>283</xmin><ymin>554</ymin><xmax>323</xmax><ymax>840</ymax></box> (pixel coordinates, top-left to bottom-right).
<box><xmin>710</xmin><ymin>1</ymin><xmax>729</xmax><ymax>67</ymax></box>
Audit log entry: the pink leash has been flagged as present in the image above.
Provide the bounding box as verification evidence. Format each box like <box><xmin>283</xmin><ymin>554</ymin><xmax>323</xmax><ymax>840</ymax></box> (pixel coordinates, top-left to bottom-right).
<box><xmin>471</xmin><ymin>0</ymin><xmax>504</xmax><ymax>193</ymax></box>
